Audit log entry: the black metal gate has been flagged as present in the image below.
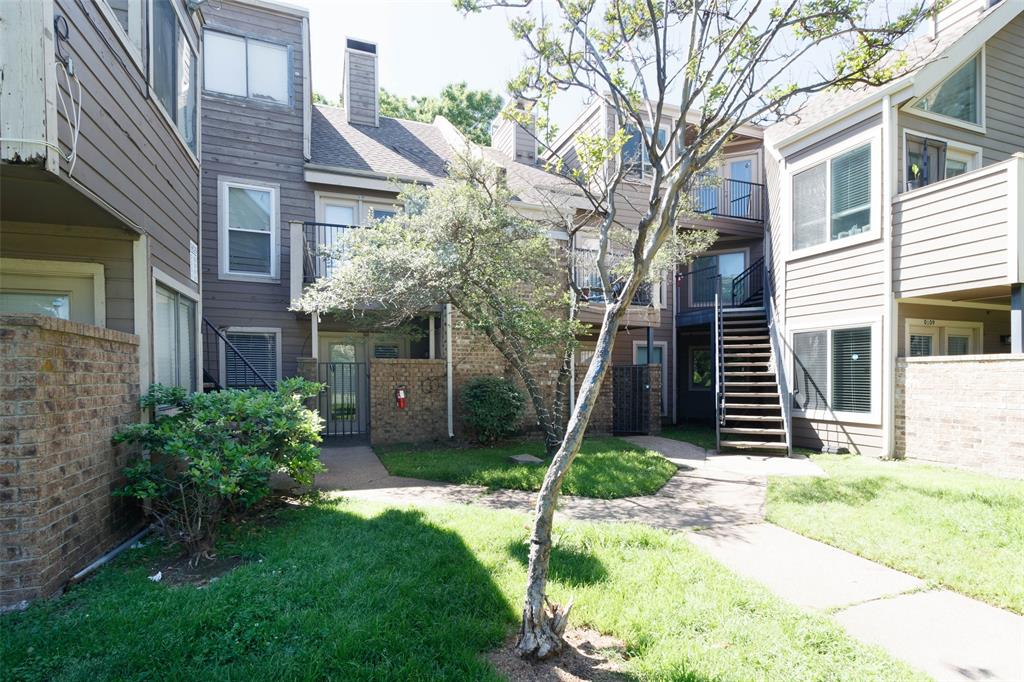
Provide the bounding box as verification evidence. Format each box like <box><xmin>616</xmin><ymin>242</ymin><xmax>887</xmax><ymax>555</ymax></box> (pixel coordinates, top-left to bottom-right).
<box><xmin>612</xmin><ymin>365</ymin><xmax>651</xmax><ymax>435</ymax></box>
<box><xmin>318</xmin><ymin>362</ymin><xmax>369</xmax><ymax>437</ymax></box>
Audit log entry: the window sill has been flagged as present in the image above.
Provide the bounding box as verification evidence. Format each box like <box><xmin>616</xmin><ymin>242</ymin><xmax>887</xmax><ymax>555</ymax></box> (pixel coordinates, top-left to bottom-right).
<box><xmin>785</xmin><ymin>229</ymin><xmax>880</xmax><ymax>263</ymax></box>
<box><xmin>903</xmin><ymin>107</ymin><xmax>985</xmax><ymax>136</ymax></box>
<box><xmin>218</xmin><ymin>272</ymin><xmax>280</xmax><ymax>284</ymax></box>
<box><xmin>202</xmin><ymin>89</ymin><xmax>293</xmax><ymax>110</ymax></box>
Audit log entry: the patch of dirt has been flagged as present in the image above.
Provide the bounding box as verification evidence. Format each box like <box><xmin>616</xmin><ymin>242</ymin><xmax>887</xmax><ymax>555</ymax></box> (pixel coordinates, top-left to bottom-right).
<box><xmin>147</xmin><ymin>553</ymin><xmax>255</xmax><ymax>588</ymax></box>
<box><xmin>486</xmin><ymin>628</ymin><xmax>629</xmax><ymax>681</ymax></box>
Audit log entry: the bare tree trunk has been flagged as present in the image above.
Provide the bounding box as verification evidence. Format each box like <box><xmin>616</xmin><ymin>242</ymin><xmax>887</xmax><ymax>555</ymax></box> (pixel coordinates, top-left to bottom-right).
<box><xmin>516</xmin><ymin>302</ymin><xmax>625</xmax><ymax>659</ymax></box>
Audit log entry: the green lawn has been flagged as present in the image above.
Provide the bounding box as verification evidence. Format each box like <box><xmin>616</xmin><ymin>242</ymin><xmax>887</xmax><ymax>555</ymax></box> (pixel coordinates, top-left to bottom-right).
<box><xmin>377</xmin><ymin>437</ymin><xmax>677</xmax><ymax>499</ymax></box>
<box><xmin>659</xmin><ymin>421</ymin><xmax>717</xmax><ymax>451</ymax></box>
<box><xmin>1</xmin><ymin>500</ymin><xmax>926</xmax><ymax>681</ymax></box>
<box><xmin>767</xmin><ymin>455</ymin><xmax>1024</xmax><ymax>614</ymax></box>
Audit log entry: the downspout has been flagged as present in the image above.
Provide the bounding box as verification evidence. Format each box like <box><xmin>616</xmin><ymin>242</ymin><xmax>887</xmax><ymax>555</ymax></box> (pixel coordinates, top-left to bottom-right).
<box><xmin>882</xmin><ymin>94</ymin><xmax>898</xmax><ymax>458</ymax></box>
<box><xmin>672</xmin><ymin>264</ymin><xmax>678</xmax><ymax>424</ymax></box>
<box><xmin>446</xmin><ymin>303</ymin><xmax>454</xmax><ymax>439</ymax></box>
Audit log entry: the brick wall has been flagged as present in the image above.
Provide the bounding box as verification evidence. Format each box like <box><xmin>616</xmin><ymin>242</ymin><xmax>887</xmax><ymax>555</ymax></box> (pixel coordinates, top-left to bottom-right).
<box><xmin>370</xmin><ymin>359</ymin><xmax>448</xmax><ymax>446</ymax></box>
<box><xmin>895</xmin><ymin>356</ymin><xmax>1024</xmax><ymax>479</ymax></box>
<box><xmin>0</xmin><ymin>315</ymin><xmax>142</xmax><ymax>608</ymax></box>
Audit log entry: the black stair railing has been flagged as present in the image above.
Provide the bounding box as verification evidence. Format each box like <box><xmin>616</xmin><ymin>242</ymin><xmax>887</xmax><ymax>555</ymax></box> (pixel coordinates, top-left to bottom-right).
<box><xmin>730</xmin><ymin>256</ymin><xmax>765</xmax><ymax>307</ymax></box>
<box><xmin>201</xmin><ymin>318</ymin><xmax>274</xmax><ymax>391</ymax></box>
<box><xmin>677</xmin><ymin>265</ymin><xmax>720</xmax><ymax>309</ymax></box>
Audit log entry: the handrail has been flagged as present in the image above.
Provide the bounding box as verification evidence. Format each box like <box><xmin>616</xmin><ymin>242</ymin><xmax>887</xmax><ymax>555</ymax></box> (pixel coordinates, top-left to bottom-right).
<box><xmin>303</xmin><ymin>221</ymin><xmax>362</xmax><ymax>284</ymax></box>
<box><xmin>676</xmin><ymin>265</ymin><xmax>720</xmax><ymax>309</ymax></box>
<box><xmin>713</xmin><ymin>290</ymin><xmax>724</xmax><ymax>452</ymax></box>
<box><xmin>730</xmin><ymin>256</ymin><xmax>765</xmax><ymax>308</ymax></box>
<box><xmin>762</xmin><ymin>257</ymin><xmax>794</xmax><ymax>456</ymax></box>
<box><xmin>689</xmin><ymin>178</ymin><xmax>766</xmax><ymax>222</ymax></box>
<box><xmin>201</xmin><ymin>318</ymin><xmax>274</xmax><ymax>391</ymax></box>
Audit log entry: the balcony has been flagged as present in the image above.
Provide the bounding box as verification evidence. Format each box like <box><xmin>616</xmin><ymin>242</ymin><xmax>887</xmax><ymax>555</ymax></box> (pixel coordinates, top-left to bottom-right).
<box><xmin>688</xmin><ymin>178</ymin><xmax>766</xmax><ymax>224</ymax></box>
<box><xmin>893</xmin><ymin>154</ymin><xmax>1023</xmax><ymax>300</ymax></box>
<box><xmin>302</xmin><ymin>221</ymin><xmax>360</xmax><ymax>284</ymax></box>
<box><xmin>675</xmin><ymin>257</ymin><xmax>764</xmax><ymax>326</ymax></box>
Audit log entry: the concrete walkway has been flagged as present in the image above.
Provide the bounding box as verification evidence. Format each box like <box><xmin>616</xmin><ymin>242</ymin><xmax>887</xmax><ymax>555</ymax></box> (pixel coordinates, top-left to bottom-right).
<box><xmin>298</xmin><ymin>437</ymin><xmax>1024</xmax><ymax>681</ymax></box>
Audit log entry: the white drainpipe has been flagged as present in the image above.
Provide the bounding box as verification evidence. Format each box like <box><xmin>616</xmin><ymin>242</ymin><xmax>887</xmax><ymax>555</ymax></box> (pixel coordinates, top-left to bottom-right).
<box><xmin>882</xmin><ymin>94</ymin><xmax>897</xmax><ymax>458</ymax></box>
<box><xmin>445</xmin><ymin>303</ymin><xmax>454</xmax><ymax>439</ymax></box>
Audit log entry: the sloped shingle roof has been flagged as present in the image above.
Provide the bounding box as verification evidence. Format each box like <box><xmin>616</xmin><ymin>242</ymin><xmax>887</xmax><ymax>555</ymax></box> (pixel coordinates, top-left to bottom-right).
<box><xmin>311</xmin><ymin>105</ymin><xmax>453</xmax><ymax>182</ymax></box>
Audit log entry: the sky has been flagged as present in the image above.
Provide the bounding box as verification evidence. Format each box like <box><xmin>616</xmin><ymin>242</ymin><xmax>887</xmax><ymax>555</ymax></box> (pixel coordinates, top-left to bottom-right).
<box><xmin>286</xmin><ymin>0</ymin><xmax>588</xmax><ymax>129</ymax></box>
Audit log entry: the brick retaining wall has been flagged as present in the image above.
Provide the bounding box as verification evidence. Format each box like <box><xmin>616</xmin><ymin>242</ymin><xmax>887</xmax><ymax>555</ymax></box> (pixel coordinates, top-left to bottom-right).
<box><xmin>895</xmin><ymin>355</ymin><xmax>1023</xmax><ymax>479</ymax></box>
<box><xmin>0</xmin><ymin>315</ymin><xmax>142</xmax><ymax>608</ymax></box>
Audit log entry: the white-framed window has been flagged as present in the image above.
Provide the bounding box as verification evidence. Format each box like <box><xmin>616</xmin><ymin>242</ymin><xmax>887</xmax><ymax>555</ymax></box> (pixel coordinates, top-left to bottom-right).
<box><xmin>689</xmin><ymin>347</ymin><xmax>712</xmax><ymax>392</ymax></box>
<box><xmin>621</xmin><ymin>125</ymin><xmax>668</xmax><ymax>178</ymax></box>
<box><xmin>219</xmin><ymin>178</ymin><xmax>279</xmax><ymax>281</ymax></box>
<box><xmin>904</xmin><ymin>319</ymin><xmax>983</xmax><ymax>357</ymax></box>
<box><xmin>793</xmin><ymin>142</ymin><xmax>873</xmax><ymax>252</ymax></box>
<box><xmin>151</xmin><ymin>0</ymin><xmax>197</xmax><ymax>154</ymax></box>
<box><xmin>0</xmin><ymin>258</ymin><xmax>106</xmax><ymax>325</ymax></box>
<box><xmin>96</xmin><ymin>0</ymin><xmax>144</xmax><ymax>64</ymax></box>
<box><xmin>153</xmin><ymin>279</ymin><xmax>198</xmax><ymax>392</ymax></box>
<box><xmin>203</xmin><ymin>30</ymin><xmax>290</xmax><ymax>105</ymax></box>
<box><xmin>634</xmin><ymin>340</ymin><xmax>668</xmax><ymax>416</ymax></box>
<box><xmin>790</xmin><ymin>320</ymin><xmax>880</xmax><ymax>423</ymax></box>
<box><xmin>903</xmin><ymin>130</ymin><xmax>981</xmax><ymax>192</ymax></box>
<box><xmin>911</xmin><ymin>51</ymin><xmax>983</xmax><ymax>130</ymax></box>
<box><xmin>220</xmin><ymin>328</ymin><xmax>281</xmax><ymax>388</ymax></box>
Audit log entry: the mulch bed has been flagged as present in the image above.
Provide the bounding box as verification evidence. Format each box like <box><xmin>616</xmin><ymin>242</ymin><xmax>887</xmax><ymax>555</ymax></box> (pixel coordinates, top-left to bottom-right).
<box><xmin>486</xmin><ymin>628</ymin><xmax>629</xmax><ymax>681</ymax></box>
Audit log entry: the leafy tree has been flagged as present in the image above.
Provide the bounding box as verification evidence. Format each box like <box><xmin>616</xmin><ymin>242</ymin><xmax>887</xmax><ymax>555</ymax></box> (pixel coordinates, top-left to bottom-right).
<box><xmin>312</xmin><ymin>91</ymin><xmax>339</xmax><ymax>106</ymax></box>
<box><xmin>457</xmin><ymin>0</ymin><xmax>933</xmax><ymax>660</ymax></box>
<box><xmin>295</xmin><ymin>154</ymin><xmax>584</xmax><ymax>455</ymax></box>
<box><xmin>379</xmin><ymin>82</ymin><xmax>503</xmax><ymax>144</ymax></box>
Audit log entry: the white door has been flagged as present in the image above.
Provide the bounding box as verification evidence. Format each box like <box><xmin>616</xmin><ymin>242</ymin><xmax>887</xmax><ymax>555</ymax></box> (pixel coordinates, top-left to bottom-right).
<box><xmin>725</xmin><ymin>155</ymin><xmax>757</xmax><ymax>219</ymax></box>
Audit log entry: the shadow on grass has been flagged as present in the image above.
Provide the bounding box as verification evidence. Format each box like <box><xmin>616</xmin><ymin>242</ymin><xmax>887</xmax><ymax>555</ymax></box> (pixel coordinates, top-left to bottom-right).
<box><xmin>772</xmin><ymin>476</ymin><xmax>889</xmax><ymax>506</ymax></box>
<box><xmin>1</xmin><ymin>504</ymin><xmax>516</xmax><ymax>682</ymax></box>
<box><xmin>505</xmin><ymin>539</ymin><xmax>609</xmax><ymax>586</ymax></box>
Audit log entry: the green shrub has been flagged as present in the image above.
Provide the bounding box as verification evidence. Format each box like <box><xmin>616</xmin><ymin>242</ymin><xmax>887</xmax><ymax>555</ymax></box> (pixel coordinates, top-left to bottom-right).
<box><xmin>460</xmin><ymin>376</ymin><xmax>525</xmax><ymax>444</ymax></box>
<box><xmin>113</xmin><ymin>378</ymin><xmax>324</xmax><ymax>558</ymax></box>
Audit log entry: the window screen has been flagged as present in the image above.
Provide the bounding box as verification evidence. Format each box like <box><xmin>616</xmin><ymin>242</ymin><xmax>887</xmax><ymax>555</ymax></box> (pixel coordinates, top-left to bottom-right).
<box><xmin>830</xmin><ymin>145</ymin><xmax>871</xmax><ymax>240</ymax></box>
<box><xmin>832</xmin><ymin>327</ymin><xmax>871</xmax><ymax>413</ymax></box>
<box><xmin>373</xmin><ymin>344</ymin><xmax>400</xmax><ymax>359</ymax></box>
<box><xmin>793</xmin><ymin>164</ymin><xmax>827</xmax><ymax>250</ymax></box>
<box><xmin>225</xmin><ymin>332</ymin><xmax>277</xmax><ymax>388</ymax></box>
<box><xmin>793</xmin><ymin>331</ymin><xmax>827</xmax><ymax>411</ymax></box>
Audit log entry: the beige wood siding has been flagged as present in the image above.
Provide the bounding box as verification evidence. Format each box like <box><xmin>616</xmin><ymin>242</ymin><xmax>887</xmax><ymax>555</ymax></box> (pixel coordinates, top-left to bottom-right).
<box><xmin>53</xmin><ymin>0</ymin><xmax>201</xmax><ymax>290</ymax></box>
<box><xmin>893</xmin><ymin>160</ymin><xmax>1012</xmax><ymax>298</ymax></box>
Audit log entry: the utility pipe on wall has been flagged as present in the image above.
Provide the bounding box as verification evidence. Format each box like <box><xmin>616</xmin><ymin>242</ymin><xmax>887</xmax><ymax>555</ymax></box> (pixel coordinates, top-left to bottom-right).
<box><xmin>882</xmin><ymin>94</ymin><xmax>897</xmax><ymax>458</ymax></box>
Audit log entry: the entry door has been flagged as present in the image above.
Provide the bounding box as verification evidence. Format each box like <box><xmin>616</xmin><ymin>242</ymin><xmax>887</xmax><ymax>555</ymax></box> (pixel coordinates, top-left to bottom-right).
<box><xmin>725</xmin><ymin>156</ymin><xmax>756</xmax><ymax>219</ymax></box>
<box><xmin>318</xmin><ymin>335</ymin><xmax>369</xmax><ymax>436</ymax></box>
<box><xmin>690</xmin><ymin>251</ymin><xmax>747</xmax><ymax>306</ymax></box>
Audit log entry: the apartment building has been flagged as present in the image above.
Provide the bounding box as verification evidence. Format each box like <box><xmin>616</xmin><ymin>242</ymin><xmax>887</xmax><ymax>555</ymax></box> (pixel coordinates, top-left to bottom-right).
<box><xmin>764</xmin><ymin>0</ymin><xmax>1023</xmax><ymax>473</ymax></box>
<box><xmin>1</xmin><ymin>0</ymin><xmax>204</xmax><ymax>606</ymax></box>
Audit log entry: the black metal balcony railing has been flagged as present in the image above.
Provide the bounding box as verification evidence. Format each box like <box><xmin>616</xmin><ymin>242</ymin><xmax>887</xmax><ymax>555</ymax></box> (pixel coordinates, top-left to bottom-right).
<box><xmin>689</xmin><ymin>178</ymin><xmax>766</xmax><ymax>222</ymax></box>
<box><xmin>577</xmin><ymin>280</ymin><xmax>654</xmax><ymax>307</ymax></box>
<box><xmin>303</xmin><ymin>222</ymin><xmax>361</xmax><ymax>284</ymax></box>
<box><xmin>677</xmin><ymin>257</ymin><xmax>765</xmax><ymax>311</ymax></box>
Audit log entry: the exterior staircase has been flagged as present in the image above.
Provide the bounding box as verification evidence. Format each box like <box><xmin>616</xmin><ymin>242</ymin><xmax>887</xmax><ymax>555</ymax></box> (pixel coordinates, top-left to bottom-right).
<box><xmin>716</xmin><ymin>306</ymin><xmax>788</xmax><ymax>453</ymax></box>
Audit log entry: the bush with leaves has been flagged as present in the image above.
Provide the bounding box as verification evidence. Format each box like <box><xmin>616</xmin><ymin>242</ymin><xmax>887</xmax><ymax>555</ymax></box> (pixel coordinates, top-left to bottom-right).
<box><xmin>461</xmin><ymin>376</ymin><xmax>526</xmax><ymax>444</ymax></box>
<box><xmin>113</xmin><ymin>378</ymin><xmax>324</xmax><ymax>559</ymax></box>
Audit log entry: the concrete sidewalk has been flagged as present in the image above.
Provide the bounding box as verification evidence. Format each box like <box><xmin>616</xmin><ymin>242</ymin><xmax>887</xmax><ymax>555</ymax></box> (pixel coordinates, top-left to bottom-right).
<box><xmin>689</xmin><ymin>522</ymin><xmax>1024</xmax><ymax>681</ymax></box>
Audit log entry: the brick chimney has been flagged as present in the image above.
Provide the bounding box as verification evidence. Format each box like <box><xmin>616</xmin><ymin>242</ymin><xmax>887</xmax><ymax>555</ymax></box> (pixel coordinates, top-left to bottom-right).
<box><xmin>491</xmin><ymin>99</ymin><xmax>537</xmax><ymax>165</ymax></box>
<box><xmin>343</xmin><ymin>38</ymin><xmax>378</xmax><ymax>127</ymax></box>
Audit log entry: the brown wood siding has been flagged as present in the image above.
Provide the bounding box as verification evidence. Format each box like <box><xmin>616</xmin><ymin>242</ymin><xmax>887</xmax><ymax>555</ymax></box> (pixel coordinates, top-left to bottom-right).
<box><xmin>1</xmin><ymin>221</ymin><xmax>136</xmax><ymax>333</ymax></box>
<box><xmin>53</xmin><ymin>0</ymin><xmax>200</xmax><ymax>289</ymax></box>
<box><xmin>199</xmin><ymin>0</ymin><xmax>313</xmax><ymax>379</ymax></box>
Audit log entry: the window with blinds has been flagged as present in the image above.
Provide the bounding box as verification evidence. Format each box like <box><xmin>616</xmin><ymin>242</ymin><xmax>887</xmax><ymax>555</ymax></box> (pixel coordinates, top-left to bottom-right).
<box><xmin>831</xmin><ymin>327</ymin><xmax>871</xmax><ymax>413</ymax></box>
<box><xmin>947</xmin><ymin>335</ymin><xmax>970</xmax><ymax>355</ymax></box>
<box><xmin>909</xmin><ymin>334</ymin><xmax>934</xmax><ymax>357</ymax></box>
<box><xmin>792</xmin><ymin>331</ymin><xmax>827</xmax><ymax>411</ymax></box>
<box><xmin>793</xmin><ymin>165</ymin><xmax>827</xmax><ymax>250</ymax></box>
<box><xmin>792</xmin><ymin>143</ymin><xmax>872</xmax><ymax>251</ymax></box>
<box><xmin>225</xmin><ymin>332</ymin><xmax>278</xmax><ymax>388</ymax></box>
<box><xmin>830</xmin><ymin>145</ymin><xmax>871</xmax><ymax>240</ymax></box>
